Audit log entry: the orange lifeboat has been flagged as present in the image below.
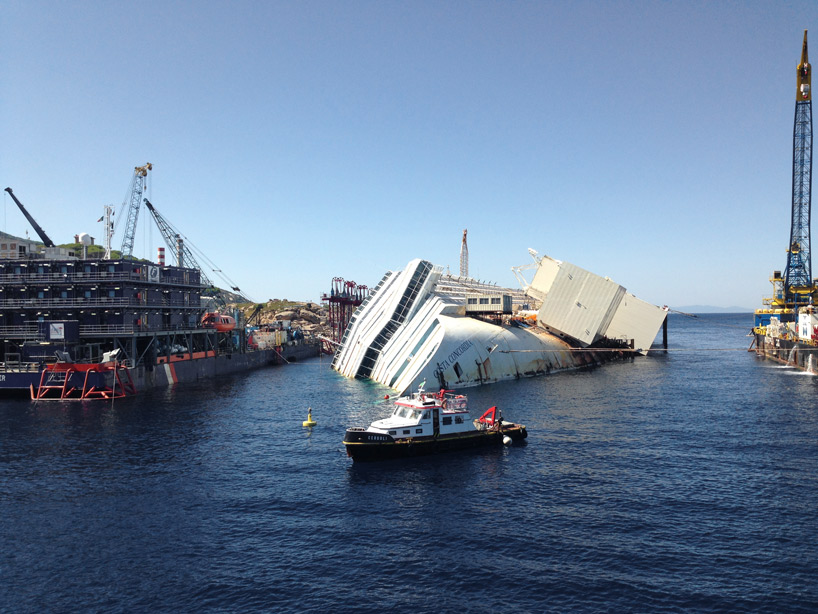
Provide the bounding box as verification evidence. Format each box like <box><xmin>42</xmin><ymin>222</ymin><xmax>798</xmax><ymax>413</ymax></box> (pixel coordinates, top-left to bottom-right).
<box><xmin>201</xmin><ymin>312</ymin><xmax>236</xmax><ymax>332</ymax></box>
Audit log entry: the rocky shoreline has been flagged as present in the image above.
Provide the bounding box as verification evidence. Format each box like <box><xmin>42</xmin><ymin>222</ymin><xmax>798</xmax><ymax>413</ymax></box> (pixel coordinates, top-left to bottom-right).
<box><xmin>232</xmin><ymin>300</ymin><xmax>333</xmax><ymax>340</ymax></box>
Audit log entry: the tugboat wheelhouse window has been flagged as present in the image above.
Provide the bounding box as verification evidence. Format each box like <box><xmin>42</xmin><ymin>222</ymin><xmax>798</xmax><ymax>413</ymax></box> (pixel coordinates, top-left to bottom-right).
<box><xmin>393</xmin><ymin>407</ymin><xmax>423</xmax><ymax>420</ymax></box>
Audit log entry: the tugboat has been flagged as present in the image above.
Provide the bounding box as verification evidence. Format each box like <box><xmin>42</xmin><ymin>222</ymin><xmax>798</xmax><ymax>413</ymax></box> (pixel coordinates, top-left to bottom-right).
<box><xmin>343</xmin><ymin>384</ymin><xmax>527</xmax><ymax>462</ymax></box>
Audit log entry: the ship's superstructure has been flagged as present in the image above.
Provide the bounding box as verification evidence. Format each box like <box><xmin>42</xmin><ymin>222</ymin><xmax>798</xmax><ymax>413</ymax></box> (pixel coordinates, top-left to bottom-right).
<box><xmin>332</xmin><ymin>254</ymin><xmax>666</xmax><ymax>393</ymax></box>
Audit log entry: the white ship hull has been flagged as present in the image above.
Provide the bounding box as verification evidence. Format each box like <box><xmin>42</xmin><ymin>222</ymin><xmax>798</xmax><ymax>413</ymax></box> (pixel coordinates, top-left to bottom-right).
<box><xmin>332</xmin><ymin>255</ymin><xmax>666</xmax><ymax>393</ymax></box>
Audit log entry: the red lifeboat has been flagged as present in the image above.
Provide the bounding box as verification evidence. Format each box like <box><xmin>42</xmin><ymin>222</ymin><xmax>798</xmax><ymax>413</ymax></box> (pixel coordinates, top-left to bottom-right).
<box><xmin>201</xmin><ymin>312</ymin><xmax>236</xmax><ymax>332</ymax></box>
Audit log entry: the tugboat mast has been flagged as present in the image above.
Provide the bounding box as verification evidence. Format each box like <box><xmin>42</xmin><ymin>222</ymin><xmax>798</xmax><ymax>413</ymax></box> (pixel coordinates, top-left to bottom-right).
<box><xmin>784</xmin><ymin>30</ymin><xmax>813</xmax><ymax>303</ymax></box>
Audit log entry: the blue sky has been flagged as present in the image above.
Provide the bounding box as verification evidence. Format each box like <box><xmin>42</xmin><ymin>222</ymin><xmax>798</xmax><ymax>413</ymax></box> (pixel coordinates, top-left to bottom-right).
<box><xmin>2</xmin><ymin>1</ymin><xmax>816</xmax><ymax>309</ymax></box>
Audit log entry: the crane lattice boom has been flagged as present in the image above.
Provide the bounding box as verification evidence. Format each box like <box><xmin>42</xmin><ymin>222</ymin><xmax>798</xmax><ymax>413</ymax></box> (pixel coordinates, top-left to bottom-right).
<box><xmin>144</xmin><ymin>198</ymin><xmax>214</xmax><ymax>289</ymax></box>
<box><xmin>120</xmin><ymin>163</ymin><xmax>152</xmax><ymax>259</ymax></box>
<box><xmin>784</xmin><ymin>31</ymin><xmax>813</xmax><ymax>295</ymax></box>
<box><xmin>3</xmin><ymin>188</ymin><xmax>55</xmax><ymax>247</ymax></box>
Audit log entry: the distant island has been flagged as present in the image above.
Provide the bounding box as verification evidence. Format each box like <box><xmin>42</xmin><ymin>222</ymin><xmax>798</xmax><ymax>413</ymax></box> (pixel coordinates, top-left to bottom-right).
<box><xmin>673</xmin><ymin>305</ymin><xmax>753</xmax><ymax>314</ymax></box>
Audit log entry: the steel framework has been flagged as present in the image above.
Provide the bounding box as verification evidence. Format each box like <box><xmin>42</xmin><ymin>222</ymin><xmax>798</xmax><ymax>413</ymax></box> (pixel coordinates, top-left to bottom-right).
<box><xmin>784</xmin><ymin>32</ymin><xmax>813</xmax><ymax>297</ymax></box>
<box><xmin>120</xmin><ymin>163</ymin><xmax>152</xmax><ymax>259</ymax></box>
<box><xmin>785</xmin><ymin>99</ymin><xmax>813</xmax><ymax>292</ymax></box>
<box><xmin>322</xmin><ymin>277</ymin><xmax>368</xmax><ymax>342</ymax></box>
<box><xmin>144</xmin><ymin>198</ymin><xmax>212</xmax><ymax>288</ymax></box>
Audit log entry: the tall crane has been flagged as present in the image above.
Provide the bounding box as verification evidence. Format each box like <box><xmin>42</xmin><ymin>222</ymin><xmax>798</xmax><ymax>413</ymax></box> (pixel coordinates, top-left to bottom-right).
<box><xmin>144</xmin><ymin>198</ymin><xmax>214</xmax><ymax>289</ymax></box>
<box><xmin>3</xmin><ymin>187</ymin><xmax>55</xmax><ymax>247</ymax></box>
<box><xmin>120</xmin><ymin>163</ymin><xmax>152</xmax><ymax>259</ymax></box>
<box><xmin>459</xmin><ymin>229</ymin><xmax>469</xmax><ymax>277</ymax></box>
<box><xmin>142</xmin><ymin>198</ymin><xmax>246</xmax><ymax>307</ymax></box>
<box><xmin>783</xmin><ymin>30</ymin><xmax>813</xmax><ymax>304</ymax></box>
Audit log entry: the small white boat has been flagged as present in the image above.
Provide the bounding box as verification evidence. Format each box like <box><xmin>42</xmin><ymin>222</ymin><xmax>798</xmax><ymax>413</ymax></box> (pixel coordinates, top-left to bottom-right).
<box><xmin>343</xmin><ymin>384</ymin><xmax>527</xmax><ymax>462</ymax></box>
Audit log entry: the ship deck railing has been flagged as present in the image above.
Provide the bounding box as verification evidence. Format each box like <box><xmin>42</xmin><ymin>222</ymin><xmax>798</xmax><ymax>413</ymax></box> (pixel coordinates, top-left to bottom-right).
<box><xmin>0</xmin><ymin>323</ymin><xmax>234</xmax><ymax>340</ymax></box>
<box><xmin>0</xmin><ymin>297</ymin><xmax>202</xmax><ymax>309</ymax></box>
<box><xmin>79</xmin><ymin>324</ymin><xmax>215</xmax><ymax>336</ymax></box>
<box><xmin>0</xmin><ymin>360</ymin><xmax>42</xmax><ymax>372</ymax></box>
<box><xmin>0</xmin><ymin>271</ymin><xmax>206</xmax><ymax>288</ymax></box>
<box><xmin>0</xmin><ymin>326</ymin><xmax>42</xmax><ymax>340</ymax></box>
<box><xmin>79</xmin><ymin>325</ymin><xmax>137</xmax><ymax>336</ymax></box>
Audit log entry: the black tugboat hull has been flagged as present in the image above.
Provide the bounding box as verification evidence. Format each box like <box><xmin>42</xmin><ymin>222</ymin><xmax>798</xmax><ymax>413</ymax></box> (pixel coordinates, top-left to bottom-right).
<box><xmin>343</xmin><ymin>425</ymin><xmax>527</xmax><ymax>462</ymax></box>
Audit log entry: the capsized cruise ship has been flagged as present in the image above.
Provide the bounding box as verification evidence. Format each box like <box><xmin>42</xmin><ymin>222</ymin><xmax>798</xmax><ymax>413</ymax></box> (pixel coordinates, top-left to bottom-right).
<box><xmin>332</xmin><ymin>252</ymin><xmax>667</xmax><ymax>393</ymax></box>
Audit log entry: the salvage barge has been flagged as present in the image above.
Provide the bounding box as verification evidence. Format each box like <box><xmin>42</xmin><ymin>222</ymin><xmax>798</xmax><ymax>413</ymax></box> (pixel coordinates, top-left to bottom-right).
<box><xmin>0</xmin><ymin>252</ymin><xmax>320</xmax><ymax>398</ymax></box>
<box><xmin>1</xmin><ymin>175</ymin><xmax>322</xmax><ymax>399</ymax></box>
<box><xmin>333</xmin><ymin>251</ymin><xmax>667</xmax><ymax>393</ymax></box>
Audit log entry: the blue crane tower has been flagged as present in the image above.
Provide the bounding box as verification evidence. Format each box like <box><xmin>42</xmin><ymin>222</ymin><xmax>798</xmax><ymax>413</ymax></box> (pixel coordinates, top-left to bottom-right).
<box><xmin>119</xmin><ymin>163</ymin><xmax>152</xmax><ymax>259</ymax></box>
<box><xmin>784</xmin><ymin>30</ymin><xmax>813</xmax><ymax>304</ymax></box>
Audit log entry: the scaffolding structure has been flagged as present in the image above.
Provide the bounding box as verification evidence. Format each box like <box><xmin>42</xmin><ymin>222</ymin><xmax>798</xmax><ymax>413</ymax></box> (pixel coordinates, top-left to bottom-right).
<box><xmin>321</xmin><ymin>277</ymin><xmax>368</xmax><ymax>343</ymax></box>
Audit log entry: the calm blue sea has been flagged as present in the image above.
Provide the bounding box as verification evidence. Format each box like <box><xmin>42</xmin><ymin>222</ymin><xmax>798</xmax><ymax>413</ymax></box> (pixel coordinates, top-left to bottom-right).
<box><xmin>2</xmin><ymin>313</ymin><xmax>817</xmax><ymax>613</ymax></box>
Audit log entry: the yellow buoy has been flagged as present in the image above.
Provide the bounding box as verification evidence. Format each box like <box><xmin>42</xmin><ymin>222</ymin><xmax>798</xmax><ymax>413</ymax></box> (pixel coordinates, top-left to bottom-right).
<box><xmin>302</xmin><ymin>408</ymin><xmax>316</xmax><ymax>427</ymax></box>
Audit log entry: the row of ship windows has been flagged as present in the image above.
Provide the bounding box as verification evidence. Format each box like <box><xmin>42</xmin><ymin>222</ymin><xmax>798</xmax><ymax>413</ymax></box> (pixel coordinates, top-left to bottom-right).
<box><xmin>0</xmin><ymin>289</ymin><xmax>120</xmax><ymax>299</ymax></box>
<box><xmin>1</xmin><ymin>264</ymin><xmax>120</xmax><ymax>274</ymax></box>
<box><xmin>0</xmin><ymin>289</ymin><xmax>194</xmax><ymax>298</ymax></box>
<box><xmin>387</xmin><ymin>415</ymin><xmax>465</xmax><ymax>435</ymax></box>
<box><xmin>0</xmin><ymin>263</ymin><xmax>198</xmax><ymax>281</ymax></box>
<box><xmin>467</xmin><ymin>297</ymin><xmax>503</xmax><ymax>305</ymax></box>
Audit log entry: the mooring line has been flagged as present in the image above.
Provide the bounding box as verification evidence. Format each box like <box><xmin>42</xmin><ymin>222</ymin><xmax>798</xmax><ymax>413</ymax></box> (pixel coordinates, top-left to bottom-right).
<box><xmin>499</xmin><ymin>347</ymin><xmax>767</xmax><ymax>353</ymax></box>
